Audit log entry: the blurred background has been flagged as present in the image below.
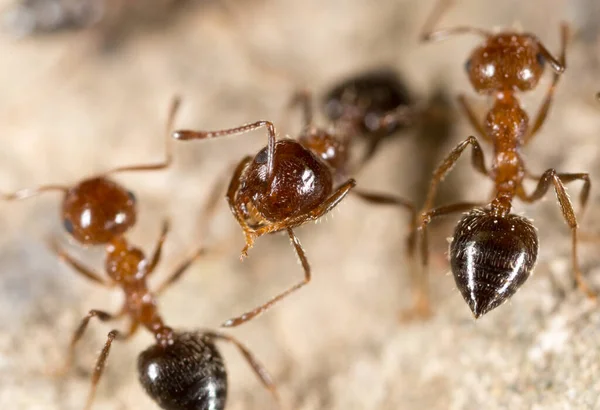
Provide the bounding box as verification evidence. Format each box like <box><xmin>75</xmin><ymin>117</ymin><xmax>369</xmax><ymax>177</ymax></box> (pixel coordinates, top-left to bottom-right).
<box><xmin>0</xmin><ymin>0</ymin><xmax>600</xmax><ymax>409</ymax></box>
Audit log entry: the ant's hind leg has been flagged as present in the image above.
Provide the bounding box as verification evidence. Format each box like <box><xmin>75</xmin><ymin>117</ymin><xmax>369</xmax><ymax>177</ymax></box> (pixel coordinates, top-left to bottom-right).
<box><xmin>52</xmin><ymin>310</ymin><xmax>121</xmax><ymax>378</ymax></box>
<box><xmin>519</xmin><ymin>169</ymin><xmax>595</xmax><ymax>299</ymax></box>
<box><xmin>222</xmin><ymin>228</ymin><xmax>311</xmax><ymax>328</ymax></box>
<box><xmin>422</xmin><ymin>135</ymin><xmax>488</xmax><ymax>213</ymax></box>
<box><xmin>401</xmin><ymin>202</ymin><xmax>484</xmax><ymax>322</ymax></box>
<box><xmin>83</xmin><ymin>329</ymin><xmax>124</xmax><ymax>410</ymax></box>
<box><xmin>203</xmin><ymin>331</ymin><xmax>280</xmax><ymax>406</ymax></box>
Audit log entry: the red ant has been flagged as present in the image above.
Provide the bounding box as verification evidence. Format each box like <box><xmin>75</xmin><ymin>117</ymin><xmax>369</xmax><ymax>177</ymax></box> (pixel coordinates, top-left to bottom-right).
<box><xmin>408</xmin><ymin>0</ymin><xmax>595</xmax><ymax>319</ymax></box>
<box><xmin>51</xmin><ymin>218</ymin><xmax>278</xmax><ymax>410</ymax></box>
<box><xmin>1</xmin><ymin>97</ymin><xmax>280</xmax><ymax>409</ymax></box>
<box><xmin>173</xmin><ymin>90</ymin><xmax>416</xmax><ymax>327</ymax></box>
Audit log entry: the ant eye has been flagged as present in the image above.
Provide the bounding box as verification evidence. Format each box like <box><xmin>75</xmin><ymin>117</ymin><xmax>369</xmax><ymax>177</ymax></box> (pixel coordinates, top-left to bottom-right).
<box><xmin>464</xmin><ymin>58</ymin><xmax>472</xmax><ymax>72</ymax></box>
<box><xmin>536</xmin><ymin>53</ymin><xmax>545</xmax><ymax>67</ymax></box>
<box><xmin>63</xmin><ymin>218</ymin><xmax>74</xmax><ymax>234</ymax></box>
<box><xmin>255</xmin><ymin>148</ymin><xmax>268</xmax><ymax>164</ymax></box>
<box><xmin>127</xmin><ymin>190</ymin><xmax>136</xmax><ymax>203</ymax></box>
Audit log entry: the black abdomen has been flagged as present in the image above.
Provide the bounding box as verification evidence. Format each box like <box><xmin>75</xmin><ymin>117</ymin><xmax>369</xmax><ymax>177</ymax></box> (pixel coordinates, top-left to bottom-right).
<box><xmin>138</xmin><ymin>332</ymin><xmax>227</xmax><ymax>410</ymax></box>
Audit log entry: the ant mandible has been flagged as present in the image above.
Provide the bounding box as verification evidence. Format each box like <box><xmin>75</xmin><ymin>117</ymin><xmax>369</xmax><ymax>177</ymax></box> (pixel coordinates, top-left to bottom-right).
<box><xmin>52</xmin><ymin>219</ymin><xmax>279</xmax><ymax>410</ymax></box>
<box><xmin>409</xmin><ymin>0</ymin><xmax>595</xmax><ymax>319</ymax></box>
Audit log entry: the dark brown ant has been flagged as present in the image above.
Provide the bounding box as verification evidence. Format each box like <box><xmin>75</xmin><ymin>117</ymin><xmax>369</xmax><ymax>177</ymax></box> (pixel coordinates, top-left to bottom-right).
<box><xmin>173</xmin><ymin>91</ymin><xmax>416</xmax><ymax>328</ymax></box>
<box><xmin>408</xmin><ymin>0</ymin><xmax>595</xmax><ymax>319</ymax></box>
<box><xmin>172</xmin><ymin>116</ymin><xmax>356</xmax><ymax>328</ymax></box>
<box><xmin>322</xmin><ymin>68</ymin><xmax>417</xmax><ymax>165</ymax></box>
<box><xmin>51</xmin><ymin>220</ymin><xmax>278</xmax><ymax>410</ymax></box>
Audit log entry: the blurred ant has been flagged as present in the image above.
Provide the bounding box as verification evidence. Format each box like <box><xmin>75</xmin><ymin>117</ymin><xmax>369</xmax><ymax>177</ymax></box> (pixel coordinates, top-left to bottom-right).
<box><xmin>51</xmin><ymin>219</ymin><xmax>278</xmax><ymax>410</ymax></box>
<box><xmin>3</xmin><ymin>0</ymin><xmax>188</xmax><ymax>47</ymax></box>
<box><xmin>173</xmin><ymin>90</ymin><xmax>417</xmax><ymax>327</ymax></box>
<box><xmin>409</xmin><ymin>0</ymin><xmax>594</xmax><ymax>319</ymax></box>
<box><xmin>322</xmin><ymin>68</ymin><xmax>417</xmax><ymax>165</ymax></box>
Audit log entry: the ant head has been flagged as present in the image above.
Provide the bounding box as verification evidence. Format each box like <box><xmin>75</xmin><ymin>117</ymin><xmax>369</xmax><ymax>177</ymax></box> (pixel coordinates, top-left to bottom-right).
<box><xmin>450</xmin><ymin>208</ymin><xmax>538</xmax><ymax>318</ymax></box>
<box><xmin>138</xmin><ymin>332</ymin><xmax>227</xmax><ymax>410</ymax></box>
<box><xmin>323</xmin><ymin>69</ymin><xmax>412</xmax><ymax>138</ymax></box>
<box><xmin>105</xmin><ymin>239</ymin><xmax>146</xmax><ymax>283</ymax></box>
<box><xmin>298</xmin><ymin>128</ymin><xmax>349</xmax><ymax>177</ymax></box>
<box><xmin>466</xmin><ymin>33</ymin><xmax>545</xmax><ymax>93</ymax></box>
<box><xmin>243</xmin><ymin>139</ymin><xmax>333</xmax><ymax>221</ymax></box>
<box><xmin>61</xmin><ymin>177</ymin><xmax>137</xmax><ymax>245</ymax></box>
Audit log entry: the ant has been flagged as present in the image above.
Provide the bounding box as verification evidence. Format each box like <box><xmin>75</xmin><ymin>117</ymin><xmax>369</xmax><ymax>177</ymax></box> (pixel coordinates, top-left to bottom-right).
<box><xmin>51</xmin><ymin>219</ymin><xmax>279</xmax><ymax>410</ymax></box>
<box><xmin>408</xmin><ymin>0</ymin><xmax>595</xmax><ymax>319</ymax></box>
<box><xmin>0</xmin><ymin>97</ymin><xmax>278</xmax><ymax>409</ymax></box>
<box><xmin>322</xmin><ymin>68</ymin><xmax>417</xmax><ymax>165</ymax></box>
<box><xmin>173</xmin><ymin>90</ymin><xmax>417</xmax><ymax>328</ymax></box>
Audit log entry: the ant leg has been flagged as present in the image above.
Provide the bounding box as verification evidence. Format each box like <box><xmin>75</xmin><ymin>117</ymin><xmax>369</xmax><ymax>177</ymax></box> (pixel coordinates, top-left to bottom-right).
<box><xmin>525</xmin><ymin>24</ymin><xmax>569</xmax><ymax>143</ymax></box>
<box><xmin>353</xmin><ymin>105</ymin><xmax>422</xmax><ymax>169</ymax></box>
<box><xmin>174</xmin><ymin>120</ymin><xmax>278</xmax><ymax>178</ymax></box>
<box><xmin>456</xmin><ymin>94</ymin><xmax>491</xmax><ymax>143</ymax></box>
<box><xmin>155</xmin><ymin>247</ymin><xmax>207</xmax><ymax>295</ymax></box>
<box><xmin>351</xmin><ymin>189</ymin><xmax>416</xmax><ymax>218</ymax></box>
<box><xmin>198</xmin><ymin>170</ymin><xmax>230</xmax><ymax>239</ymax></box>
<box><xmin>83</xmin><ymin>329</ymin><xmax>126</xmax><ymax>410</ymax></box>
<box><xmin>155</xmin><ymin>170</ymin><xmax>228</xmax><ymax>294</ymax></box>
<box><xmin>422</xmin><ymin>136</ymin><xmax>488</xmax><ymax>213</ymax></box>
<box><xmin>289</xmin><ymin>89</ymin><xmax>315</xmax><ymax>129</ymax></box>
<box><xmin>0</xmin><ymin>185</ymin><xmax>68</xmax><ymax>201</ymax></box>
<box><xmin>49</xmin><ymin>240</ymin><xmax>111</xmax><ymax>286</ymax></box>
<box><xmin>145</xmin><ymin>219</ymin><xmax>170</xmax><ymax>276</ymax></box>
<box><xmin>420</xmin><ymin>0</ymin><xmax>491</xmax><ymax>42</ymax></box>
<box><xmin>222</xmin><ymin>228</ymin><xmax>311</xmax><ymax>327</ymax></box>
<box><xmin>106</xmin><ymin>96</ymin><xmax>181</xmax><ymax>174</ymax></box>
<box><xmin>536</xmin><ymin>22</ymin><xmax>569</xmax><ymax>74</ymax></box>
<box><xmin>351</xmin><ymin>188</ymin><xmax>416</xmax><ymax>251</ymax></box>
<box><xmin>401</xmin><ymin>202</ymin><xmax>484</xmax><ymax>321</ymax></box>
<box><xmin>519</xmin><ymin>172</ymin><xmax>590</xmax><ymax>217</ymax></box>
<box><xmin>55</xmin><ymin>310</ymin><xmax>121</xmax><ymax>377</ymax></box>
<box><xmin>203</xmin><ymin>331</ymin><xmax>280</xmax><ymax>406</ymax></box>
<box><xmin>519</xmin><ymin>169</ymin><xmax>595</xmax><ymax>299</ymax></box>
<box><xmin>308</xmin><ymin>178</ymin><xmax>357</xmax><ymax>219</ymax></box>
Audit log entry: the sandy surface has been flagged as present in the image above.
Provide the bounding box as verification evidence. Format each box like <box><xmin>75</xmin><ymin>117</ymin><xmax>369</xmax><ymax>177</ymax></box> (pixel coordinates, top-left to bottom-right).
<box><xmin>0</xmin><ymin>0</ymin><xmax>600</xmax><ymax>409</ymax></box>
